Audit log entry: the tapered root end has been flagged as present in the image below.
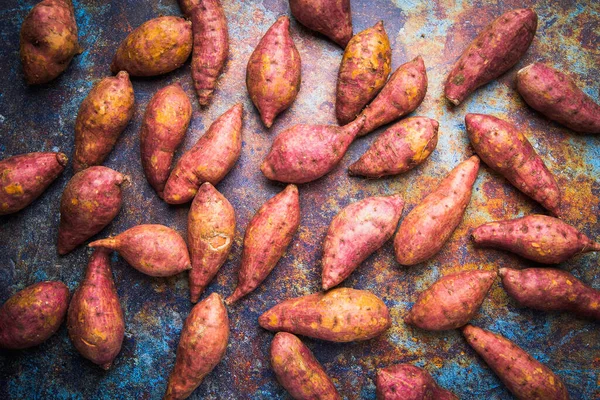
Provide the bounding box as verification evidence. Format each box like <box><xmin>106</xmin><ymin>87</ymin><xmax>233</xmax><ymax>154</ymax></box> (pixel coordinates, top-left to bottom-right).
<box><xmin>56</xmin><ymin>153</ymin><xmax>69</xmax><ymax>167</ymax></box>
<box><xmin>225</xmin><ymin>289</ymin><xmax>244</xmax><ymax>305</ymax></box>
<box><xmin>590</xmin><ymin>242</ymin><xmax>600</xmax><ymax>252</ymax></box>
<box><xmin>100</xmin><ymin>361</ymin><xmax>112</xmax><ymax>370</ymax></box>
<box><xmin>88</xmin><ymin>238</ymin><xmax>117</xmax><ymax>249</ymax></box>
<box><xmin>445</xmin><ymin>95</ymin><xmax>461</xmax><ymax>106</ymax></box>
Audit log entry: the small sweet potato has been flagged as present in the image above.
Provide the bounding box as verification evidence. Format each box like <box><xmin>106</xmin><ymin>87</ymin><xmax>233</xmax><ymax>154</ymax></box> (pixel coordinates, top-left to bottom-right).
<box><xmin>164</xmin><ymin>293</ymin><xmax>229</xmax><ymax>400</ymax></box>
<box><xmin>0</xmin><ymin>152</ymin><xmax>67</xmax><ymax>215</ymax></box>
<box><xmin>140</xmin><ymin>83</ymin><xmax>192</xmax><ymax>196</ymax></box>
<box><xmin>472</xmin><ymin>214</ymin><xmax>600</xmax><ymax>264</ymax></box>
<box><xmin>89</xmin><ymin>224</ymin><xmax>191</xmax><ymax>277</ymax></box>
<box><xmin>226</xmin><ymin>185</ymin><xmax>300</xmax><ymax>304</ymax></box>
<box><xmin>163</xmin><ymin>103</ymin><xmax>243</xmax><ymax>204</ymax></box>
<box><xmin>271</xmin><ymin>332</ymin><xmax>341</xmax><ymax>400</ymax></box>
<box><xmin>516</xmin><ymin>63</ymin><xmax>600</xmax><ymax>134</ymax></box>
<box><xmin>0</xmin><ymin>281</ymin><xmax>69</xmax><ymax>349</ymax></box>
<box><xmin>376</xmin><ymin>364</ymin><xmax>458</xmax><ymax>400</ymax></box>
<box><xmin>289</xmin><ymin>0</ymin><xmax>353</xmax><ymax>48</ymax></box>
<box><xmin>110</xmin><ymin>16</ymin><xmax>193</xmax><ymax>77</ymax></box>
<box><xmin>67</xmin><ymin>249</ymin><xmax>124</xmax><ymax>369</ymax></box>
<box><xmin>188</xmin><ymin>183</ymin><xmax>235</xmax><ymax>303</ymax></box>
<box><xmin>336</xmin><ymin>21</ymin><xmax>391</xmax><ymax>125</ymax></box>
<box><xmin>73</xmin><ymin>71</ymin><xmax>135</xmax><ymax>172</ymax></box>
<box><xmin>394</xmin><ymin>155</ymin><xmax>480</xmax><ymax>266</ymax></box>
<box><xmin>499</xmin><ymin>267</ymin><xmax>600</xmax><ymax>320</ymax></box>
<box><xmin>444</xmin><ymin>9</ymin><xmax>537</xmax><ymax>106</ymax></box>
<box><xmin>259</xmin><ymin>287</ymin><xmax>391</xmax><ymax>342</ymax></box>
<box><xmin>462</xmin><ymin>324</ymin><xmax>569</xmax><ymax>400</ymax></box>
<box><xmin>246</xmin><ymin>16</ymin><xmax>301</xmax><ymax>128</ymax></box>
<box><xmin>349</xmin><ymin>117</ymin><xmax>438</xmax><ymax>178</ymax></box>
<box><xmin>404</xmin><ymin>270</ymin><xmax>496</xmax><ymax>331</ymax></box>
<box><xmin>322</xmin><ymin>194</ymin><xmax>404</xmax><ymax>290</ymax></box>
<box><xmin>58</xmin><ymin>166</ymin><xmax>126</xmax><ymax>255</ymax></box>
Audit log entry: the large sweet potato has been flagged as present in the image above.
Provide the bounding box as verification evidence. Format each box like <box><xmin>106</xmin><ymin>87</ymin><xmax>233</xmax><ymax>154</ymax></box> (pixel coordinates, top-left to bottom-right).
<box><xmin>289</xmin><ymin>0</ymin><xmax>352</xmax><ymax>48</ymax></box>
<box><xmin>376</xmin><ymin>364</ymin><xmax>458</xmax><ymax>400</ymax></box>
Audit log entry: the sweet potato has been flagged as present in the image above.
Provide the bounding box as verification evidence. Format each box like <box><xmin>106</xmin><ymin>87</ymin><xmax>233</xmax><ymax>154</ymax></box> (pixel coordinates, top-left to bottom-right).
<box><xmin>226</xmin><ymin>185</ymin><xmax>300</xmax><ymax>304</ymax></box>
<box><xmin>404</xmin><ymin>270</ymin><xmax>496</xmax><ymax>331</ymax></box>
<box><xmin>140</xmin><ymin>83</ymin><xmax>192</xmax><ymax>196</ymax></box>
<box><xmin>516</xmin><ymin>63</ymin><xmax>600</xmax><ymax>134</ymax></box>
<box><xmin>465</xmin><ymin>113</ymin><xmax>561</xmax><ymax>216</ymax></box>
<box><xmin>270</xmin><ymin>332</ymin><xmax>341</xmax><ymax>400</ymax></box>
<box><xmin>164</xmin><ymin>293</ymin><xmax>229</xmax><ymax>400</ymax></box>
<box><xmin>0</xmin><ymin>281</ymin><xmax>69</xmax><ymax>349</ymax></box>
<box><xmin>499</xmin><ymin>267</ymin><xmax>600</xmax><ymax>320</ymax></box>
<box><xmin>89</xmin><ymin>224</ymin><xmax>191</xmax><ymax>277</ymax></box>
<box><xmin>188</xmin><ymin>183</ymin><xmax>235</xmax><ymax>303</ymax></box>
<box><xmin>444</xmin><ymin>9</ymin><xmax>537</xmax><ymax>106</ymax></box>
<box><xmin>58</xmin><ymin>166</ymin><xmax>126</xmax><ymax>255</ymax></box>
<box><xmin>0</xmin><ymin>152</ymin><xmax>67</xmax><ymax>215</ymax></box>
<box><xmin>462</xmin><ymin>324</ymin><xmax>569</xmax><ymax>400</ymax></box>
<box><xmin>20</xmin><ymin>0</ymin><xmax>81</xmax><ymax>85</ymax></box>
<box><xmin>322</xmin><ymin>194</ymin><xmax>404</xmax><ymax>290</ymax></box>
<box><xmin>394</xmin><ymin>155</ymin><xmax>480</xmax><ymax>266</ymax></box>
<box><xmin>110</xmin><ymin>16</ymin><xmax>193</xmax><ymax>76</ymax></box>
<box><xmin>246</xmin><ymin>16</ymin><xmax>301</xmax><ymax>128</ymax></box>
<box><xmin>335</xmin><ymin>21</ymin><xmax>391</xmax><ymax>125</ymax></box>
<box><xmin>349</xmin><ymin>117</ymin><xmax>438</xmax><ymax>178</ymax></box>
<box><xmin>259</xmin><ymin>287</ymin><xmax>391</xmax><ymax>342</ymax></box>
<box><xmin>376</xmin><ymin>364</ymin><xmax>458</xmax><ymax>400</ymax></box>
<box><xmin>289</xmin><ymin>0</ymin><xmax>353</xmax><ymax>48</ymax></box>
<box><xmin>73</xmin><ymin>71</ymin><xmax>135</xmax><ymax>172</ymax></box>
<box><xmin>472</xmin><ymin>214</ymin><xmax>600</xmax><ymax>264</ymax></box>
<box><xmin>163</xmin><ymin>103</ymin><xmax>243</xmax><ymax>204</ymax></box>
<box><xmin>67</xmin><ymin>249</ymin><xmax>124</xmax><ymax>369</ymax></box>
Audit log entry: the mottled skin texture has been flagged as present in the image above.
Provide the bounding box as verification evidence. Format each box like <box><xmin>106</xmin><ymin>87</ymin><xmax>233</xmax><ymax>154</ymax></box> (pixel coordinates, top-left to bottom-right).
<box><xmin>164</xmin><ymin>293</ymin><xmax>229</xmax><ymax>400</ymax></box>
<box><xmin>226</xmin><ymin>185</ymin><xmax>300</xmax><ymax>304</ymax></box>
<box><xmin>246</xmin><ymin>16</ymin><xmax>301</xmax><ymax>128</ymax></box>
<box><xmin>0</xmin><ymin>281</ymin><xmax>69</xmax><ymax>349</ymax></box>
<box><xmin>163</xmin><ymin>103</ymin><xmax>243</xmax><ymax>204</ymax></box>
<box><xmin>89</xmin><ymin>224</ymin><xmax>191</xmax><ymax>277</ymax></box>
<box><xmin>394</xmin><ymin>156</ymin><xmax>480</xmax><ymax>266</ymax></box>
<box><xmin>499</xmin><ymin>267</ymin><xmax>600</xmax><ymax>321</ymax></box>
<box><xmin>259</xmin><ymin>288</ymin><xmax>391</xmax><ymax>342</ymax></box>
<box><xmin>357</xmin><ymin>56</ymin><xmax>428</xmax><ymax>136</ymax></box>
<box><xmin>140</xmin><ymin>83</ymin><xmax>192</xmax><ymax>196</ymax></box>
<box><xmin>462</xmin><ymin>325</ymin><xmax>569</xmax><ymax>400</ymax></box>
<box><xmin>73</xmin><ymin>71</ymin><xmax>135</xmax><ymax>172</ymax></box>
<box><xmin>289</xmin><ymin>0</ymin><xmax>353</xmax><ymax>48</ymax></box>
<box><xmin>336</xmin><ymin>21</ymin><xmax>391</xmax><ymax>125</ymax></box>
<box><xmin>466</xmin><ymin>113</ymin><xmax>561</xmax><ymax>216</ymax></box>
<box><xmin>110</xmin><ymin>16</ymin><xmax>192</xmax><ymax>77</ymax></box>
<box><xmin>444</xmin><ymin>8</ymin><xmax>537</xmax><ymax>106</ymax></box>
<box><xmin>472</xmin><ymin>214</ymin><xmax>600</xmax><ymax>264</ymax></box>
<box><xmin>349</xmin><ymin>117</ymin><xmax>438</xmax><ymax>178</ymax></box>
<box><xmin>67</xmin><ymin>249</ymin><xmax>124</xmax><ymax>369</ymax></box>
<box><xmin>0</xmin><ymin>152</ymin><xmax>67</xmax><ymax>215</ymax></box>
<box><xmin>270</xmin><ymin>332</ymin><xmax>341</xmax><ymax>400</ymax></box>
<box><xmin>322</xmin><ymin>194</ymin><xmax>404</xmax><ymax>290</ymax></box>
<box><xmin>516</xmin><ymin>63</ymin><xmax>600</xmax><ymax>134</ymax></box>
<box><xmin>376</xmin><ymin>364</ymin><xmax>458</xmax><ymax>400</ymax></box>
<box><xmin>58</xmin><ymin>166</ymin><xmax>126</xmax><ymax>255</ymax></box>
<box><xmin>20</xmin><ymin>0</ymin><xmax>81</xmax><ymax>85</ymax></box>
<box><xmin>404</xmin><ymin>270</ymin><xmax>496</xmax><ymax>331</ymax></box>
<box><xmin>188</xmin><ymin>183</ymin><xmax>235</xmax><ymax>303</ymax></box>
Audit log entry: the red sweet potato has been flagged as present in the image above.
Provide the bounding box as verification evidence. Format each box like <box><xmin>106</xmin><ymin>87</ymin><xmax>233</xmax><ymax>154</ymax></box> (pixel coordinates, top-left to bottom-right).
<box><xmin>289</xmin><ymin>0</ymin><xmax>353</xmax><ymax>48</ymax></box>
<box><xmin>178</xmin><ymin>0</ymin><xmax>198</xmax><ymax>17</ymax></box>
<box><xmin>394</xmin><ymin>155</ymin><xmax>480</xmax><ymax>266</ymax></box>
<box><xmin>376</xmin><ymin>364</ymin><xmax>458</xmax><ymax>400</ymax></box>
<box><xmin>226</xmin><ymin>185</ymin><xmax>300</xmax><ymax>304</ymax></box>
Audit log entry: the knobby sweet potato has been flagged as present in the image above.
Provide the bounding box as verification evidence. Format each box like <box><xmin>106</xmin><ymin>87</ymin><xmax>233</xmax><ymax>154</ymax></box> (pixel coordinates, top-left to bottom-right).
<box><xmin>289</xmin><ymin>0</ymin><xmax>353</xmax><ymax>48</ymax></box>
<box><xmin>376</xmin><ymin>364</ymin><xmax>458</xmax><ymax>400</ymax></box>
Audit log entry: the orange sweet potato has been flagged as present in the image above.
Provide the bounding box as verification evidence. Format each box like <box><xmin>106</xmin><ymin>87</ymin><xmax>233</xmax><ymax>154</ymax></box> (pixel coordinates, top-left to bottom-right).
<box><xmin>289</xmin><ymin>0</ymin><xmax>353</xmax><ymax>48</ymax></box>
<box><xmin>376</xmin><ymin>364</ymin><xmax>458</xmax><ymax>400</ymax></box>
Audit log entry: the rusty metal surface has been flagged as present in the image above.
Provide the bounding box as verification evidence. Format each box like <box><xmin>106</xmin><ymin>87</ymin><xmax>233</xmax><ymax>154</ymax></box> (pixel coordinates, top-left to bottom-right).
<box><xmin>1</xmin><ymin>0</ymin><xmax>599</xmax><ymax>399</ymax></box>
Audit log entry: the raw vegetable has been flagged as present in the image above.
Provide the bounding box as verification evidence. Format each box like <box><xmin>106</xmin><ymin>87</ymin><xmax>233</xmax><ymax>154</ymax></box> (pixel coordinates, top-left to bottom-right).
<box><xmin>289</xmin><ymin>0</ymin><xmax>353</xmax><ymax>48</ymax></box>
<box><xmin>376</xmin><ymin>364</ymin><xmax>458</xmax><ymax>400</ymax></box>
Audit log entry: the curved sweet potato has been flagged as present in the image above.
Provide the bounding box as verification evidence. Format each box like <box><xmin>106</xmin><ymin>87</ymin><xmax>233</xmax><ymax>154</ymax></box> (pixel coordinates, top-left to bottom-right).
<box><xmin>289</xmin><ymin>0</ymin><xmax>352</xmax><ymax>48</ymax></box>
<box><xmin>376</xmin><ymin>364</ymin><xmax>458</xmax><ymax>400</ymax></box>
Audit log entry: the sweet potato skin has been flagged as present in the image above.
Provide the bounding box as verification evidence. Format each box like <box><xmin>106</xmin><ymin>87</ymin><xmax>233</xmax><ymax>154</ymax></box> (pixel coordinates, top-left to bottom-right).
<box><xmin>376</xmin><ymin>364</ymin><xmax>458</xmax><ymax>400</ymax></box>
<box><xmin>163</xmin><ymin>103</ymin><xmax>243</xmax><ymax>204</ymax></box>
<box><xmin>58</xmin><ymin>166</ymin><xmax>126</xmax><ymax>255</ymax></box>
<box><xmin>289</xmin><ymin>0</ymin><xmax>353</xmax><ymax>48</ymax></box>
<box><xmin>394</xmin><ymin>155</ymin><xmax>480</xmax><ymax>266</ymax></box>
<box><xmin>178</xmin><ymin>0</ymin><xmax>198</xmax><ymax>17</ymax></box>
<box><xmin>271</xmin><ymin>332</ymin><xmax>341</xmax><ymax>400</ymax></box>
<box><xmin>516</xmin><ymin>63</ymin><xmax>600</xmax><ymax>134</ymax></box>
<box><xmin>462</xmin><ymin>325</ymin><xmax>569</xmax><ymax>400</ymax></box>
<box><xmin>0</xmin><ymin>281</ymin><xmax>69</xmax><ymax>349</ymax></box>
<box><xmin>444</xmin><ymin>9</ymin><xmax>537</xmax><ymax>106</ymax></box>
<box><xmin>322</xmin><ymin>194</ymin><xmax>404</xmax><ymax>290</ymax></box>
<box><xmin>226</xmin><ymin>185</ymin><xmax>300</xmax><ymax>304</ymax></box>
<box><xmin>349</xmin><ymin>117</ymin><xmax>438</xmax><ymax>178</ymax></box>
<box><xmin>259</xmin><ymin>287</ymin><xmax>391</xmax><ymax>342</ymax></box>
<box><xmin>0</xmin><ymin>152</ymin><xmax>68</xmax><ymax>215</ymax></box>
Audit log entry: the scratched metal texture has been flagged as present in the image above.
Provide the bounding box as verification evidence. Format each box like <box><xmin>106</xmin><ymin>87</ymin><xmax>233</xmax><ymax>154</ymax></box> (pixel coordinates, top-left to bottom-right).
<box><xmin>0</xmin><ymin>0</ymin><xmax>599</xmax><ymax>399</ymax></box>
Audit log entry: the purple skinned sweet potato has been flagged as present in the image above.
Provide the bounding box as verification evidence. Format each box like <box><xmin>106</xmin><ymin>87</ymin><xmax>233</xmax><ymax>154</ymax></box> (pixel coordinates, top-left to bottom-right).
<box><xmin>376</xmin><ymin>364</ymin><xmax>458</xmax><ymax>400</ymax></box>
<box><xmin>289</xmin><ymin>0</ymin><xmax>352</xmax><ymax>48</ymax></box>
